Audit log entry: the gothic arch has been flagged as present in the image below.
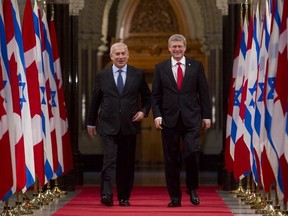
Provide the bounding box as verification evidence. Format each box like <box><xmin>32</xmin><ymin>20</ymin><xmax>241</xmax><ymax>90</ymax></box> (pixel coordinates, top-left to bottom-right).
<box><xmin>107</xmin><ymin>0</ymin><xmax>208</xmax><ymax>73</ymax></box>
<box><xmin>116</xmin><ymin>0</ymin><xmax>205</xmax><ymax>40</ymax></box>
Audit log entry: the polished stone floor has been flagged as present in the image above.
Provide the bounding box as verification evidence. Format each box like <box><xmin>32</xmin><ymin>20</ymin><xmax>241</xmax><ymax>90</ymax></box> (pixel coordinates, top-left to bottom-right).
<box><xmin>0</xmin><ymin>170</ymin><xmax>285</xmax><ymax>215</ymax></box>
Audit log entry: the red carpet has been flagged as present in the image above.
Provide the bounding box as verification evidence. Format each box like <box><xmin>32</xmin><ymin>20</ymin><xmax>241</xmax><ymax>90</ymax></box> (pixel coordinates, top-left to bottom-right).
<box><xmin>53</xmin><ymin>186</ymin><xmax>233</xmax><ymax>216</ymax></box>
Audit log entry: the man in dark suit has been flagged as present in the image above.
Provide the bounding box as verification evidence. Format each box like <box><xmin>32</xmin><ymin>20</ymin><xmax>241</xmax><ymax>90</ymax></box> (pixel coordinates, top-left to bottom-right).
<box><xmin>151</xmin><ymin>34</ymin><xmax>212</xmax><ymax>207</ymax></box>
<box><xmin>86</xmin><ymin>42</ymin><xmax>151</xmax><ymax>207</ymax></box>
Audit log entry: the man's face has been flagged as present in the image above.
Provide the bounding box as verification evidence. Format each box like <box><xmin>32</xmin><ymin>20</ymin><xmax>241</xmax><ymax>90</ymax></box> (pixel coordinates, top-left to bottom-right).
<box><xmin>168</xmin><ymin>41</ymin><xmax>186</xmax><ymax>61</ymax></box>
<box><xmin>110</xmin><ymin>45</ymin><xmax>129</xmax><ymax>68</ymax></box>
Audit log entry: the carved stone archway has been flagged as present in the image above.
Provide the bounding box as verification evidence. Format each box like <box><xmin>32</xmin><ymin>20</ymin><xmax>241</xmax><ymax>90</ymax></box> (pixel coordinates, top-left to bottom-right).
<box><xmin>115</xmin><ymin>0</ymin><xmax>207</xmax><ymax>74</ymax></box>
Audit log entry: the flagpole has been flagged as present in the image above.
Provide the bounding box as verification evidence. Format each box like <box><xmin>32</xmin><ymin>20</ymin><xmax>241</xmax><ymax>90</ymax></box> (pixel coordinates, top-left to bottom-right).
<box><xmin>231</xmin><ymin>178</ymin><xmax>245</xmax><ymax>196</ymax></box>
<box><xmin>43</xmin><ymin>181</ymin><xmax>56</xmax><ymax>201</ymax></box>
<box><xmin>28</xmin><ymin>178</ymin><xmax>43</xmax><ymax>207</ymax></box>
<box><xmin>258</xmin><ymin>187</ymin><xmax>275</xmax><ymax>215</ymax></box>
<box><xmin>271</xmin><ymin>187</ymin><xmax>284</xmax><ymax>215</ymax></box>
<box><xmin>241</xmin><ymin>174</ymin><xmax>252</xmax><ymax>201</ymax></box>
<box><xmin>253</xmin><ymin>190</ymin><xmax>267</xmax><ymax>212</ymax></box>
<box><xmin>37</xmin><ymin>183</ymin><xmax>49</xmax><ymax>205</ymax></box>
<box><xmin>244</xmin><ymin>176</ymin><xmax>256</xmax><ymax>204</ymax></box>
<box><xmin>52</xmin><ymin>179</ymin><xmax>68</xmax><ymax>197</ymax></box>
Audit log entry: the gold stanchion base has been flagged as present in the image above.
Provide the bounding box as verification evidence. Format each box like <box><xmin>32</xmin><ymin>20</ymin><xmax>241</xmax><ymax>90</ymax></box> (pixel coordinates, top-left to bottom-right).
<box><xmin>43</xmin><ymin>189</ymin><xmax>55</xmax><ymax>201</ymax></box>
<box><xmin>52</xmin><ymin>186</ymin><xmax>67</xmax><ymax>197</ymax></box>
<box><xmin>256</xmin><ymin>201</ymin><xmax>274</xmax><ymax>215</ymax></box>
<box><xmin>37</xmin><ymin>192</ymin><xmax>49</xmax><ymax>205</ymax></box>
<box><xmin>250</xmin><ymin>196</ymin><xmax>264</xmax><ymax>209</ymax></box>
<box><xmin>267</xmin><ymin>205</ymin><xmax>284</xmax><ymax>216</ymax></box>
<box><xmin>29</xmin><ymin>193</ymin><xmax>43</xmax><ymax>206</ymax></box>
<box><xmin>22</xmin><ymin>197</ymin><xmax>40</xmax><ymax>210</ymax></box>
<box><xmin>231</xmin><ymin>185</ymin><xmax>245</xmax><ymax>195</ymax></box>
<box><xmin>12</xmin><ymin>201</ymin><xmax>33</xmax><ymax>215</ymax></box>
<box><xmin>265</xmin><ymin>211</ymin><xmax>284</xmax><ymax>216</ymax></box>
<box><xmin>0</xmin><ymin>206</ymin><xmax>17</xmax><ymax>216</ymax></box>
<box><xmin>231</xmin><ymin>185</ymin><xmax>246</xmax><ymax>198</ymax></box>
<box><xmin>240</xmin><ymin>189</ymin><xmax>252</xmax><ymax>201</ymax></box>
<box><xmin>244</xmin><ymin>193</ymin><xmax>258</xmax><ymax>205</ymax></box>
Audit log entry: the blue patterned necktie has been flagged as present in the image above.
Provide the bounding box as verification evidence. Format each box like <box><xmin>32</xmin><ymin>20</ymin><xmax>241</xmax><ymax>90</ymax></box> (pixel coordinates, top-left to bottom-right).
<box><xmin>117</xmin><ymin>70</ymin><xmax>124</xmax><ymax>94</ymax></box>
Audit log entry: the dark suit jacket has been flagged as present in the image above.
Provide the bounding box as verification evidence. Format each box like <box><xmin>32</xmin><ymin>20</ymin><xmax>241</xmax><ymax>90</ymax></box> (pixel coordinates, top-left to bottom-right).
<box><xmin>87</xmin><ymin>65</ymin><xmax>151</xmax><ymax>135</ymax></box>
<box><xmin>152</xmin><ymin>57</ymin><xmax>212</xmax><ymax>128</ymax></box>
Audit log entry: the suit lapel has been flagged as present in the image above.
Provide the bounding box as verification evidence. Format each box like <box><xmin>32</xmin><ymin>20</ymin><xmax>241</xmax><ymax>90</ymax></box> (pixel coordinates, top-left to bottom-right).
<box><xmin>182</xmin><ymin>57</ymin><xmax>193</xmax><ymax>89</ymax></box>
<box><xmin>165</xmin><ymin>60</ymin><xmax>178</xmax><ymax>89</ymax></box>
<box><xmin>122</xmin><ymin>66</ymin><xmax>134</xmax><ymax>94</ymax></box>
<box><xmin>106</xmin><ymin>67</ymin><xmax>119</xmax><ymax>93</ymax></box>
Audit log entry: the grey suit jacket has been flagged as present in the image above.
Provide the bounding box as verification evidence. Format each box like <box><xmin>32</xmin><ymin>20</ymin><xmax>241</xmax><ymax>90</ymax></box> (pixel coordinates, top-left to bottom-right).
<box><xmin>151</xmin><ymin>57</ymin><xmax>212</xmax><ymax>128</ymax></box>
<box><xmin>87</xmin><ymin>65</ymin><xmax>151</xmax><ymax>135</ymax></box>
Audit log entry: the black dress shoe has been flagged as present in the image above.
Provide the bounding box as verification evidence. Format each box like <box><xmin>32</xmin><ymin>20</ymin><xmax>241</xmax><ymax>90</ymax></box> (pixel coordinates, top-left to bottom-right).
<box><xmin>190</xmin><ymin>190</ymin><xmax>200</xmax><ymax>205</ymax></box>
<box><xmin>168</xmin><ymin>199</ymin><xmax>181</xmax><ymax>207</ymax></box>
<box><xmin>101</xmin><ymin>195</ymin><xmax>113</xmax><ymax>206</ymax></box>
<box><xmin>119</xmin><ymin>199</ymin><xmax>131</xmax><ymax>206</ymax></box>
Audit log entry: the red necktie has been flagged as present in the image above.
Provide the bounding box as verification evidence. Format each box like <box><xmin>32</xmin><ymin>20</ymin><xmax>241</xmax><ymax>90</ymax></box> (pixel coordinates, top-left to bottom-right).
<box><xmin>177</xmin><ymin>62</ymin><xmax>183</xmax><ymax>89</ymax></box>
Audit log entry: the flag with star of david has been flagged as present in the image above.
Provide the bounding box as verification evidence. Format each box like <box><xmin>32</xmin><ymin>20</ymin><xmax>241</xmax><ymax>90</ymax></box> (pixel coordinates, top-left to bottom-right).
<box><xmin>232</xmin><ymin>16</ymin><xmax>251</xmax><ymax>180</ymax></box>
<box><xmin>42</xmin><ymin>10</ymin><xmax>63</xmax><ymax>178</ymax></box>
<box><xmin>0</xmin><ymin>1</ymin><xmax>13</xmax><ymax>200</ymax></box>
<box><xmin>270</xmin><ymin>0</ymin><xmax>287</xmax><ymax>202</ymax></box>
<box><xmin>225</xmin><ymin>23</ymin><xmax>242</xmax><ymax>173</ymax></box>
<box><xmin>22</xmin><ymin>0</ymin><xmax>45</xmax><ymax>188</ymax></box>
<box><xmin>2</xmin><ymin>0</ymin><xmax>35</xmax><ymax>195</ymax></box>
<box><xmin>261</xmin><ymin>0</ymin><xmax>283</xmax><ymax>198</ymax></box>
<box><xmin>49</xmin><ymin>18</ymin><xmax>73</xmax><ymax>175</ymax></box>
<box><xmin>32</xmin><ymin>0</ymin><xmax>54</xmax><ymax>184</ymax></box>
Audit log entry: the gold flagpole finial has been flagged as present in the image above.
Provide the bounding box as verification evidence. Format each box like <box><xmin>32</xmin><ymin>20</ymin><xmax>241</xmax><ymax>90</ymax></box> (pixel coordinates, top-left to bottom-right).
<box><xmin>43</xmin><ymin>0</ymin><xmax>46</xmax><ymax>13</ymax></box>
<box><xmin>240</xmin><ymin>3</ymin><xmax>244</xmax><ymax>27</ymax></box>
<box><xmin>250</xmin><ymin>0</ymin><xmax>253</xmax><ymax>18</ymax></box>
<box><xmin>245</xmin><ymin>0</ymin><xmax>249</xmax><ymax>21</ymax></box>
<box><xmin>51</xmin><ymin>4</ymin><xmax>55</xmax><ymax>20</ymax></box>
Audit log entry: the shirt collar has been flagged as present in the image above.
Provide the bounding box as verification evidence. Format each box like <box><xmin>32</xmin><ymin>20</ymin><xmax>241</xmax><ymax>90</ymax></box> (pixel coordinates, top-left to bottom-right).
<box><xmin>113</xmin><ymin>65</ymin><xmax>127</xmax><ymax>73</ymax></box>
<box><xmin>171</xmin><ymin>57</ymin><xmax>185</xmax><ymax>67</ymax></box>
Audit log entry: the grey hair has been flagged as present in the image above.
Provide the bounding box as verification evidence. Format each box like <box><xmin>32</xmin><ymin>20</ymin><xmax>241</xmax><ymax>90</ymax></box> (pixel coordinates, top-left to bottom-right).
<box><xmin>110</xmin><ymin>42</ymin><xmax>129</xmax><ymax>54</ymax></box>
<box><xmin>168</xmin><ymin>34</ymin><xmax>187</xmax><ymax>47</ymax></box>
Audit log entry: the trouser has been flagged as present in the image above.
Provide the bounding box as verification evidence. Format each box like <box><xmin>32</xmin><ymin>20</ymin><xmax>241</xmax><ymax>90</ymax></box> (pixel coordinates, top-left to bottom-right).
<box><xmin>100</xmin><ymin>133</ymin><xmax>136</xmax><ymax>200</ymax></box>
<box><xmin>161</xmin><ymin>117</ymin><xmax>200</xmax><ymax>200</ymax></box>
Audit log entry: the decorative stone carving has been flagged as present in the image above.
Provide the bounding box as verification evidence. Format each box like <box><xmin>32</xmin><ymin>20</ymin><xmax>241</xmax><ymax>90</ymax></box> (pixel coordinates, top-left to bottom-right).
<box><xmin>228</xmin><ymin>0</ymin><xmax>246</xmax><ymax>4</ymax></box>
<box><xmin>216</xmin><ymin>0</ymin><xmax>228</xmax><ymax>16</ymax></box>
<box><xmin>130</xmin><ymin>0</ymin><xmax>179</xmax><ymax>33</ymax></box>
<box><xmin>48</xmin><ymin>0</ymin><xmax>69</xmax><ymax>4</ymax></box>
<box><xmin>148</xmin><ymin>44</ymin><xmax>162</xmax><ymax>56</ymax></box>
<box><xmin>69</xmin><ymin>0</ymin><xmax>84</xmax><ymax>16</ymax></box>
<box><xmin>48</xmin><ymin>0</ymin><xmax>84</xmax><ymax>15</ymax></box>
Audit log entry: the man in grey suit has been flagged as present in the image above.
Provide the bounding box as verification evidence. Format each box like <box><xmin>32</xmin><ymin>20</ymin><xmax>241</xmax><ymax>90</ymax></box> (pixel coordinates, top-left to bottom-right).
<box><xmin>151</xmin><ymin>34</ymin><xmax>212</xmax><ymax>207</ymax></box>
<box><xmin>87</xmin><ymin>42</ymin><xmax>151</xmax><ymax>207</ymax></box>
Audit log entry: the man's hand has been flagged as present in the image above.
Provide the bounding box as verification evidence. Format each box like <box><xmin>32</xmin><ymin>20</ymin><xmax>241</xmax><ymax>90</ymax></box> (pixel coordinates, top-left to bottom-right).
<box><xmin>132</xmin><ymin>111</ymin><xmax>144</xmax><ymax>122</ymax></box>
<box><xmin>87</xmin><ymin>127</ymin><xmax>97</xmax><ymax>138</ymax></box>
<box><xmin>154</xmin><ymin>117</ymin><xmax>163</xmax><ymax>130</ymax></box>
<box><xmin>202</xmin><ymin>119</ymin><xmax>211</xmax><ymax>131</ymax></box>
